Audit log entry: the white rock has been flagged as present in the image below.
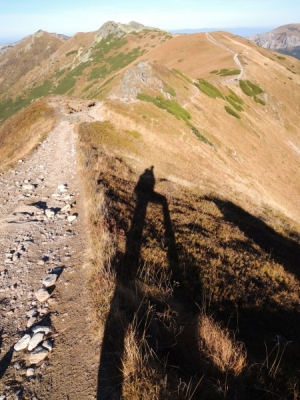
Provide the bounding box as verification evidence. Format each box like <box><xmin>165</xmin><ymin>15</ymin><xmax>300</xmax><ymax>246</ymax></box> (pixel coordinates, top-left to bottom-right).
<box><xmin>35</xmin><ymin>288</ymin><xmax>50</xmax><ymax>302</ymax></box>
<box><xmin>28</xmin><ymin>346</ymin><xmax>49</xmax><ymax>364</ymax></box>
<box><xmin>28</xmin><ymin>332</ymin><xmax>44</xmax><ymax>351</ymax></box>
<box><xmin>27</xmin><ymin>317</ymin><xmax>37</xmax><ymax>328</ymax></box>
<box><xmin>67</xmin><ymin>215</ymin><xmax>77</xmax><ymax>223</ymax></box>
<box><xmin>42</xmin><ymin>274</ymin><xmax>57</xmax><ymax>288</ymax></box>
<box><xmin>26</xmin><ymin>308</ymin><xmax>38</xmax><ymax>317</ymax></box>
<box><xmin>22</xmin><ymin>184</ymin><xmax>34</xmax><ymax>191</ymax></box>
<box><xmin>31</xmin><ymin>326</ymin><xmax>51</xmax><ymax>334</ymax></box>
<box><xmin>42</xmin><ymin>340</ymin><xmax>53</xmax><ymax>352</ymax></box>
<box><xmin>26</xmin><ymin>368</ymin><xmax>35</xmax><ymax>377</ymax></box>
<box><xmin>61</xmin><ymin>204</ymin><xmax>71</xmax><ymax>213</ymax></box>
<box><xmin>58</xmin><ymin>184</ymin><xmax>67</xmax><ymax>192</ymax></box>
<box><xmin>14</xmin><ymin>334</ymin><xmax>31</xmax><ymax>351</ymax></box>
<box><xmin>45</xmin><ymin>209</ymin><xmax>54</xmax><ymax>219</ymax></box>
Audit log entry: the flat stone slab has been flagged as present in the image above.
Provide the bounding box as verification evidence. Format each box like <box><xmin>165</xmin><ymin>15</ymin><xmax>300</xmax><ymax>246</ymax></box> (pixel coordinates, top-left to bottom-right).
<box><xmin>42</xmin><ymin>274</ymin><xmax>57</xmax><ymax>288</ymax></box>
<box><xmin>31</xmin><ymin>326</ymin><xmax>51</xmax><ymax>335</ymax></box>
<box><xmin>29</xmin><ymin>346</ymin><xmax>49</xmax><ymax>364</ymax></box>
<box><xmin>61</xmin><ymin>204</ymin><xmax>71</xmax><ymax>213</ymax></box>
<box><xmin>22</xmin><ymin>184</ymin><xmax>35</xmax><ymax>191</ymax></box>
<box><xmin>28</xmin><ymin>332</ymin><xmax>44</xmax><ymax>351</ymax></box>
<box><xmin>35</xmin><ymin>288</ymin><xmax>51</xmax><ymax>302</ymax></box>
<box><xmin>14</xmin><ymin>334</ymin><xmax>31</xmax><ymax>351</ymax></box>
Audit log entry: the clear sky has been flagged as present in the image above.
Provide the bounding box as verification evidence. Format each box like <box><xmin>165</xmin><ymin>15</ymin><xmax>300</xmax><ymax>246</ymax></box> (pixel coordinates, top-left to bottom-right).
<box><xmin>1</xmin><ymin>0</ymin><xmax>299</xmax><ymax>43</ymax></box>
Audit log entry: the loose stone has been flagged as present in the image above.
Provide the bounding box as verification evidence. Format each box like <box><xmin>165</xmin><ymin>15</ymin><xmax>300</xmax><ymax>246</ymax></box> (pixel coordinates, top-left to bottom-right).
<box><xmin>27</xmin><ymin>317</ymin><xmax>37</xmax><ymax>328</ymax></box>
<box><xmin>26</xmin><ymin>368</ymin><xmax>35</xmax><ymax>377</ymax></box>
<box><xmin>35</xmin><ymin>288</ymin><xmax>51</xmax><ymax>302</ymax></box>
<box><xmin>31</xmin><ymin>326</ymin><xmax>51</xmax><ymax>334</ymax></box>
<box><xmin>28</xmin><ymin>332</ymin><xmax>44</xmax><ymax>351</ymax></box>
<box><xmin>28</xmin><ymin>346</ymin><xmax>49</xmax><ymax>364</ymax></box>
<box><xmin>14</xmin><ymin>334</ymin><xmax>31</xmax><ymax>351</ymax></box>
<box><xmin>45</xmin><ymin>209</ymin><xmax>54</xmax><ymax>219</ymax></box>
<box><xmin>42</xmin><ymin>274</ymin><xmax>57</xmax><ymax>288</ymax></box>
<box><xmin>42</xmin><ymin>340</ymin><xmax>53</xmax><ymax>352</ymax></box>
<box><xmin>67</xmin><ymin>215</ymin><xmax>77</xmax><ymax>223</ymax></box>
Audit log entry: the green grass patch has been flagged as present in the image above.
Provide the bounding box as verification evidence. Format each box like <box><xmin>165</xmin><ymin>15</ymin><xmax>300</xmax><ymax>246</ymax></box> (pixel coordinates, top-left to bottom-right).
<box><xmin>226</xmin><ymin>96</ymin><xmax>244</xmax><ymax>112</ymax></box>
<box><xmin>189</xmin><ymin>124</ymin><xmax>213</xmax><ymax>146</ymax></box>
<box><xmin>228</xmin><ymin>89</ymin><xmax>244</xmax><ymax>105</ymax></box>
<box><xmin>125</xmin><ymin>129</ymin><xmax>141</xmax><ymax>139</ymax></box>
<box><xmin>0</xmin><ymin>80</ymin><xmax>52</xmax><ymax>123</ymax></box>
<box><xmin>137</xmin><ymin>93</ymin><xmax>191</xmax><ymax>122</ymax></box>
<box><xmin>195</xmin><ymin>79</ymin><xmax>224</xmax><ymax>99</ymax></box>
<box><xmin>246</xmin><ymin>80</ymin><xmax>263</xmax><ymax>95</ymax></box>
<box><xmin>66</xmin><ymin>50</ymin><xmax>78</xmax><ymax>57</ymax></box>
<box><xmin>224</xmin><ymin>106</ymin><xmax>241</xmax><ymax>119</ymax></box>
<box><xmin>53</xmin><ymin>75</ymin><xmax>76</xmax><ymax>94</ymax></box>
<box><xmin>165</xmin><ymin>87</ymin><xmax>176</xmax><ymax>97</ymax></box>
<box><xmin>240</xmin><ymin>80</ymin><xmax>264</xmax><ymax>105</ymax></box>
<box><xmin>210</xmin><ymin>70</ymin><xmax>219</xmax><ymax>74</ymax></box>
<box><xmin>171</xmin><ymin>69</ymin><xmax>193</xmax><ymax>84</ymax></box>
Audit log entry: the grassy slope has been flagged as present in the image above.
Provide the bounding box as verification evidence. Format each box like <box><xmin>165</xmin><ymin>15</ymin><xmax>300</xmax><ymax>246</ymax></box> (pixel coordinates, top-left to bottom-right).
<box><xmin>0</xmin><ymin>98</ymin><xmax>56</xmax><ymax>172</ymax></box>
<box><xmin>79</xmin><ymin>119</ymin><xmax>300</xmax><ymax>399</ymax></box>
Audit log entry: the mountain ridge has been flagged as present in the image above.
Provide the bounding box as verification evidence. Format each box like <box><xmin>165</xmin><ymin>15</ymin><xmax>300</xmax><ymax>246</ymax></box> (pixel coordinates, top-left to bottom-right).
<box><xmin>247</xmin><ymin>23</ymin><xmax>300</xmax><ymax>59</ymax></box>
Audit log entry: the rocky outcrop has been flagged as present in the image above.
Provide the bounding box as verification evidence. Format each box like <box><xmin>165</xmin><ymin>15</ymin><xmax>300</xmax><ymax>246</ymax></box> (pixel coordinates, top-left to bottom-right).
<box><xmin>248</xmin><ymin>24</ymin><xmax>300</xmax><ymax>60</ymax></box>
<box><xmin>108</xmin><ymin>61</ymin><xmax>165</xmax><ymax>101</ymax></box>
<box><xmin>94</xmin><ymin>20</ymin><xmax>159</xmax><ymax>42</ymax></box>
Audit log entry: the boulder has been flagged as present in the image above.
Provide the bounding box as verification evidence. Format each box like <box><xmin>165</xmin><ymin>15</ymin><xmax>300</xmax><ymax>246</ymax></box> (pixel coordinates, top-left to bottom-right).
<box><xmin>35</xmin><ymin>288</ymin><xmax>50</xmax><ymax>302</ymax></box>
<box><xmin>42</xmin><ymin>274</ymin><xmax>57</xmax><ymax>288</ymax></box>
<box><xmin>29</xmin><ymin>346</ymin><xmax>49</xmax><ymax>364</ymax></box>
<box><xmin>14</xmin><ymin>334</ymin><xmax>31</xmax><ymax>351</ymax></box>
<box><xmin>28</xmin><ymin>332</ymin><xmax>44</xmax><ymax>351</ymax></box>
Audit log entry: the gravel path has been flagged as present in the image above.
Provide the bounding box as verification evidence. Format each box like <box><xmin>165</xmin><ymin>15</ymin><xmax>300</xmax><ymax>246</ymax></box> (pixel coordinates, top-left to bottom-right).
<box><xmin>0</xmin><ymin>99</ymin><xmax>103</xmax><ymax>400</ymax></box>
<box><xmin>206</xmin><ymin>32</ymin><xmax>244</xmax><ymax>80</ymax></box>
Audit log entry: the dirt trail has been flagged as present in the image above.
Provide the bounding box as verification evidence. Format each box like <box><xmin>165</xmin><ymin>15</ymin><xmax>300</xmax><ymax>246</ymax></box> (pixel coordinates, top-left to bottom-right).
<box><xmin>0</xmin><ymin>99</ymin><xmax>103</xmax><ymax>399</ymax></box>
<box><xmin>206</xmin><ymin>32</ymin><xmax>244</xmax><ymax>80</ymax></box>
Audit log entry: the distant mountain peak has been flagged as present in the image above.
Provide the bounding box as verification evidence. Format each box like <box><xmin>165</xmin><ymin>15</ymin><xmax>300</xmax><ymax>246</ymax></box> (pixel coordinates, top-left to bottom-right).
<box><xmin>247</xmin><ymin>23</ymin><xmax>300</xmax><ymax>60</ymax></box>
<box><xmin>94</xmin><ymin>20</ymin><xmax>159</xmax><ymax>42</ymax></box>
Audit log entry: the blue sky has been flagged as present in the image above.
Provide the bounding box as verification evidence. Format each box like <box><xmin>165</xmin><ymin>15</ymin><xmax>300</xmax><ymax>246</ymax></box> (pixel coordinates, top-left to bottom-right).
<box><xmin>1</xmin><ymin>0</ymin><xmax>299</xmax><ymax>43</ymax></box>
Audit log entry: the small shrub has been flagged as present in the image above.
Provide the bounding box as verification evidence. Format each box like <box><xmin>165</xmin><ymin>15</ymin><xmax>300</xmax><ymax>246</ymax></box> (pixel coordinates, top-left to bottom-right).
<box><xmin>226</xmin><ymin>96</ymin><xmax>244</xmax><ymax>112</ymax></box>
<box><xmin>224</xmin><ymin>106</ymin><xmax>241</xmax><ymax>119</ymax></box>
<box><xmin>195</xmin><ymin>79</ymin><xmax>224</xmax><ymax>99</ymax></box>
<box><xmin>246</xmin><ymin>80</ymin><xmax>263</xmax><ymax>95</ymax></box>
<box><xmin>66</xmin><ymin>50</ymin><xmax>78</xmax><ymax>57</ymax></box>
<box><xmin>219</xmin><ymin>69</ymin><xmax>240</xmax><ymax>76</ymax></box>
<box><xmin>171</xmin><ymin>69</ymin><xmax>193</xmax><ymax>84</ymax></box>
<box><xmin>189</xmin><ymin>124</ymin><xmax>213</xmax><ymax>146</ymax></box>
<box><xmin>165</xmin><ymin>87</ymin><xmax>176</xmax><ymax>97</ymax></box>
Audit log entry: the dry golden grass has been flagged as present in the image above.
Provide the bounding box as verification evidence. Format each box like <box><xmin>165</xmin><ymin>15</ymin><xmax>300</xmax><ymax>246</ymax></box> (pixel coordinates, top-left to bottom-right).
<box><xmin>198</xmin><ymin>315</ymin><xmax>246</xmax><ymax>377</ymax></box>
<box><xmin>78</xmin><ymin>121</ymin><xmax>300</xmax><ymax>398</ymax></box>
<box><xmin>0</xmin><ymin>99</ymin><xmax>56</xmax><ymax>172</ymax></box>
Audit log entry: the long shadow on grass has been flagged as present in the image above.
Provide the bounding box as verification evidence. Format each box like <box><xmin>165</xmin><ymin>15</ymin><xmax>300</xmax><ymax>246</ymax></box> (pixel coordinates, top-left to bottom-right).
<box><xmin>205</xmin><ymin>197</ymin><xmax>300</xmax><ymax>281</ymax></box>
<box><xmin>97</xmin><ymin>167</ymin><xmax>195</xmax><ymax>399</ymax></box>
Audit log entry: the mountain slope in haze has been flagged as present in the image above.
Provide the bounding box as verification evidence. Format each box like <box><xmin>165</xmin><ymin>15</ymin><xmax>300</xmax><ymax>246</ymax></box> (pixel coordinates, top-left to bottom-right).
<box><xmin>248</xmin><ymin>23</ymin><xmax>300</xmax><ymax>59</ymax></box>
<box><xmin>0</xmin><ymin>30</ymin><xmax>64</xmax><ymax>94</ymax></box>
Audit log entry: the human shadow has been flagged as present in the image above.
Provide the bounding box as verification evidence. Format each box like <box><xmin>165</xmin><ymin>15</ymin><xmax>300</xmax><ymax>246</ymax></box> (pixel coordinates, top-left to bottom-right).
<box><xmin>97</xmin><ymin>167</ymin><xmax>182</xmax><ymax>399</ymax></box>
<box><xmin>0</xmin><ymin>328</ymin><xmax>13</xmax><ymax>380</ymax></box>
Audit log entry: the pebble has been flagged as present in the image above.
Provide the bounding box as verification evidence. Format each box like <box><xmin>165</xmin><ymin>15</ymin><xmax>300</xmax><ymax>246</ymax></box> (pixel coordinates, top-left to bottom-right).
<box><xmin>67</xmin><ymin>215</ymin><xmax>77</xmax><ymax>223</ymax></box>
<box><xmin>29</xmin><ymin>346</ymin><xmax>49</xmax><ymax>364</ymax></box>
<box><xmin>26</xmin><ymin>368</ymin><xmax>35</xmax><ymax>377</ymax></box>
<box><xmin>42</xmin><ymin>274</ymin><xmax>57</xmax><ymax>288</ymax></box>
<box><xmin>35</xmin><ymin>288</ymin><xmax>51</xmax><ymax>302</ymax></box>
<box><xmin>61</xmin><ymin>204</ymin><xmax>71</xmax><ymax>213</ymax></box>
<box><xmin>14</xmin><ymin>334</ymin><xmax>31</xmax><ymax>351</ymax></box>
<box><xmin>45</xmin><ymin>209</ymin><xmax>54</xmax><ymax>219</ymax></box>
<box><xmin>22</xmin><ymin>184</ymin><xmax>34</xmax><ymax>191</ymax></box>
<box><xmin>28</xmin><ymin>332</ymin><xmax>44</xmax><ymax>351</ymax></box>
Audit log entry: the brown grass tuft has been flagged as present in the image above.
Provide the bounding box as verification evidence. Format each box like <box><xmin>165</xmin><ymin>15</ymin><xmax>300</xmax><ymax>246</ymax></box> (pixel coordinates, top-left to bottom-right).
<box><xmin>198</xmin><ymin>314</ymin><xmax>247</xmax><ymax>377</ymax></box>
